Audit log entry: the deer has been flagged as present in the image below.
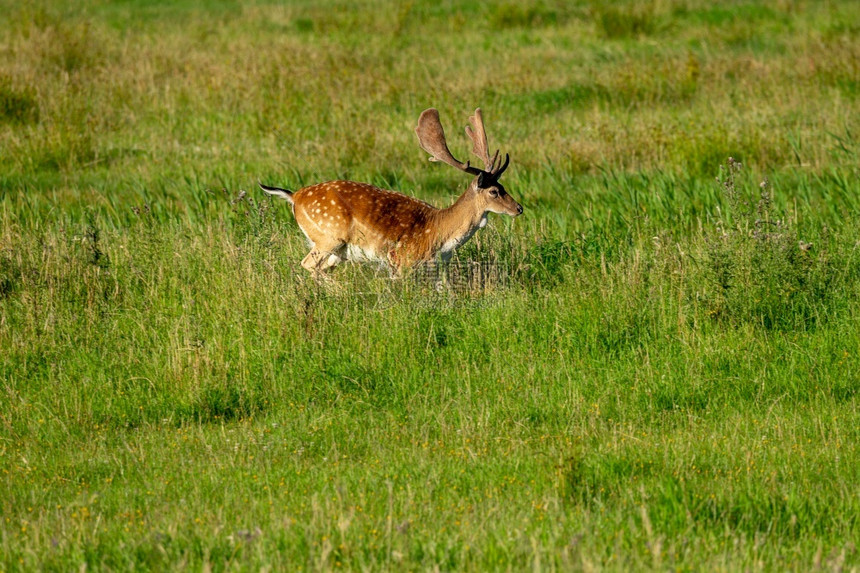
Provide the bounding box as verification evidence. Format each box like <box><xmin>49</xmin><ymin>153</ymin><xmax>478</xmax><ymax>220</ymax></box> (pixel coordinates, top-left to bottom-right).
<box><xmin>259</xmin><ymin>108</ymin><xmax>522</xmax><ymax>274</ymax></box>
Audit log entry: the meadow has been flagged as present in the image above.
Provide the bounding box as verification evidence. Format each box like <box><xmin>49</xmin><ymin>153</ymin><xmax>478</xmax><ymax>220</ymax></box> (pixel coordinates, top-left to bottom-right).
<box><xmin>1</xmin><ymin>0</ymin><xmax>859</xmax><ymax>570</ymax></box>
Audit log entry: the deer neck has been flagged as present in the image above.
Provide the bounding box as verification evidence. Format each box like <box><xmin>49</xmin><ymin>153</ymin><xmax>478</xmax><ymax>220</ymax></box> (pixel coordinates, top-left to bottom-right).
<box><xmin>433</xmin><ymin>189</ymin><xmax>487</xmax><ymax>254</ymax></box>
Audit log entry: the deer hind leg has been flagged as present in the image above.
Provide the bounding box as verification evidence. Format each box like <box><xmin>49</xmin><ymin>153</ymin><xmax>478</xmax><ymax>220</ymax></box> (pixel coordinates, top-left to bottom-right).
<box><xmin>301</xmin><ymin>241</ymin><xmax>345</xmax><ymax>273</ymax></box>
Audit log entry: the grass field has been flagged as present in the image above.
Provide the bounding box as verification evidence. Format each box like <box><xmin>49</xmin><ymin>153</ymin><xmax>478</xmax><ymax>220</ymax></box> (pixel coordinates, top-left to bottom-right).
<box><xmin>2</xmin><ymin>0</ymin><xmax>859</xmax><ymax>570</ymax></box>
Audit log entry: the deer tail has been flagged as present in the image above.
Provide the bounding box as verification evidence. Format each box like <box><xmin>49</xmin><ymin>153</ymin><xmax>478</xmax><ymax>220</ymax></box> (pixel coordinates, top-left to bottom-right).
<box><xmin>259</xmin><ymin>182</ymin><xmax>294</xmax><ymax>204</ymax></box>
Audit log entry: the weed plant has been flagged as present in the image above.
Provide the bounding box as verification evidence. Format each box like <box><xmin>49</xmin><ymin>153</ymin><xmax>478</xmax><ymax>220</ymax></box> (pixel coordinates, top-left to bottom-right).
<box><xmin>702</xmin><ymin>158</ymin><xmax>844</xmax><ymax>330</ymax></box>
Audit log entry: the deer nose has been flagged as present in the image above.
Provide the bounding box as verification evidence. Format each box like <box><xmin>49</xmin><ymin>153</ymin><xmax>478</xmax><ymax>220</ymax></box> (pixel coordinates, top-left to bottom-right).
<box><xmin>516</xmin><ymin>203</ymin><xmax>523</xmax><ymax>216</ymax></box>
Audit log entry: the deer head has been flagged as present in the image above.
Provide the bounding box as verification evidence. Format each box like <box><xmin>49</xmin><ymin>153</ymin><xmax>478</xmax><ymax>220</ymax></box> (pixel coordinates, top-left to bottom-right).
<box><xmin>415</xmin><ymin>108</ymin><xmax>522</xmax><ymax>217</ymax></box>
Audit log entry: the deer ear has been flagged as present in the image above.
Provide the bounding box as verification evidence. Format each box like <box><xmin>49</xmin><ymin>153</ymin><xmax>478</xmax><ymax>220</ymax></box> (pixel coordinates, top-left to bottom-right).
<box><xmin>476</xmin><ymin>172</ymin><xmax>486</xmax><ymax>189</ymax></box>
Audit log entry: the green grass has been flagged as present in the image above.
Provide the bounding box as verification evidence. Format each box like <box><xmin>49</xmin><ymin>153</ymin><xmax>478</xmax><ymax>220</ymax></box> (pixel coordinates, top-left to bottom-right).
<box><xmin>2</xmin><ymin>0</ymin><xmax>860</xmax><ymax>570</ymax></box>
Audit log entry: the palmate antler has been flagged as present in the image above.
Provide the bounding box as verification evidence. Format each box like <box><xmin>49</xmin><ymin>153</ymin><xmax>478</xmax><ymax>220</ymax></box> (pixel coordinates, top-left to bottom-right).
<box><xmin>466</xmin><ymin>108</ymin><xmax>509</xmax><ymax>177</ymax></box>
<box><xmin>415</xmin><ymin>108</ymin><xmax>509</xmax><ymax>178</ymax></box>
<box><xmin>415</xmin><ymin>109</ymin><xmax>482</xmax><ymax>175</ymax></box>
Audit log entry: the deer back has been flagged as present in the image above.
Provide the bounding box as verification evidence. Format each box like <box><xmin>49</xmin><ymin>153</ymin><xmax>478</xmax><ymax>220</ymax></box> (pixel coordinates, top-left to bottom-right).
<box><xmin>292</xmin><ymin>180</ymin><xmax>442</xmax><ymax>262</ymax></box>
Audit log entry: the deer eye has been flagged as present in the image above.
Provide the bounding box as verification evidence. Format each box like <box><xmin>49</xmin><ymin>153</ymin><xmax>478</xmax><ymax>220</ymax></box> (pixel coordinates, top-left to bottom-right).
<box><xmin>488</xmin><ymin>188</ymin><xmax>499</xmax><ymax>198</ymax></box>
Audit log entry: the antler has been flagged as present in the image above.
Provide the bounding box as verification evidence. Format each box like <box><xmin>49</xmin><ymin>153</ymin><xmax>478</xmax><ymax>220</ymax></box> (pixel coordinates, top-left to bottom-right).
<box><xmin>466</xmin><ymin>108</ymin><xmax>509</xmax><ymax>177</ymax></box>
<box><xmin>415</xmin><ymin>109</ymin><xmax>482</xmax><ymax>176</ymax></box>
<box><xmin>416</xmin><ymin>108</ymin><xmax>510</xmax><ymax>179</ymax></box>
<box><xmin>493</xmin><ymin>152</ymin><xmax>510</xmax><ymax>177</ymax></box>
<box><xmin>466</xmin><ymin>108</ymin><xmax>492</xmax><ymax>170</ymax></box>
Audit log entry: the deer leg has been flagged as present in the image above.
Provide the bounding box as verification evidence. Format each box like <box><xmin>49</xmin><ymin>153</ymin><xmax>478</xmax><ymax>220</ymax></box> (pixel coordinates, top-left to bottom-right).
<box><xmin>301</xmin><ymin>241</ymin><xmax>344</xmax><ymax>273</ymax></box>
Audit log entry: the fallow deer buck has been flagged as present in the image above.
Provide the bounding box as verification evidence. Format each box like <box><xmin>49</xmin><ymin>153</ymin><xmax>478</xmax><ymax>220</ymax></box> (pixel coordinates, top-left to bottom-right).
<box><xmin>260</xmin><ymin>108</ymin><xmax>522</xmax><ymax>274</ymax></box>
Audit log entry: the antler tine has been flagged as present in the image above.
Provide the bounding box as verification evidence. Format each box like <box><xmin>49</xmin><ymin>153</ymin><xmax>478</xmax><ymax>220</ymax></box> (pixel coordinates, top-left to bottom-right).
<box><xmin>466</xmin><ymin>108</ymin><xmax>493</xmax><ymax>171</ymax></box>
<box><xmin>488</xmin><ymin>149</ymin><xmax>500</xmax><ymax>172</ymax></box>
<box><xmin>494</xmin><ymin>153</ymin><xmax>510</xmax><ymax>177</ymax></box>
<box><xmin>416</xmin><ymin>109</ymin><xmax>482</xmax><ymax>176</ymax></box>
